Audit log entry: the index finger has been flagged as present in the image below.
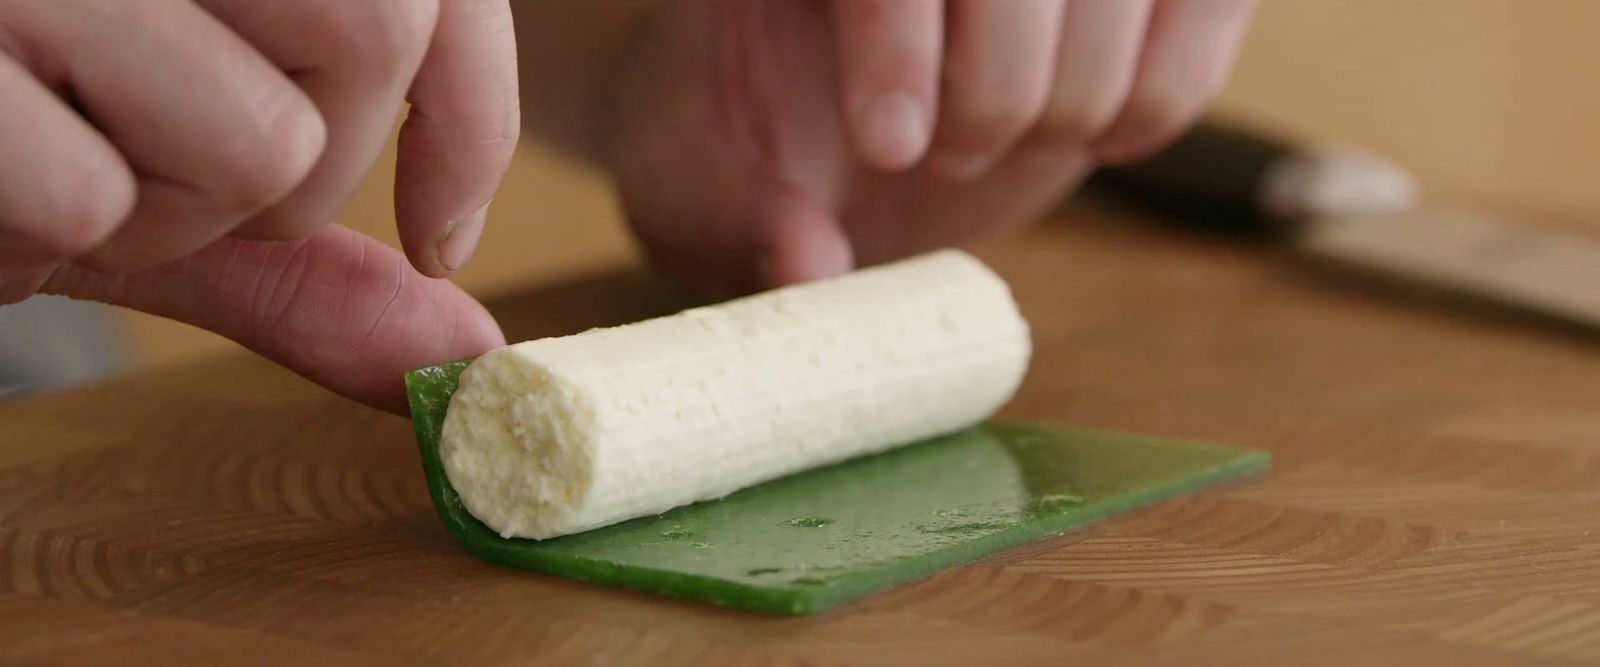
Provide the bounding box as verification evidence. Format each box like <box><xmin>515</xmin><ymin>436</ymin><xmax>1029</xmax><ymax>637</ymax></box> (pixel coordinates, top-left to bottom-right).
<box><xmin>395</xmin><ymin>0</ymin><xmax>522</xmax><ymax>278</ymax></box>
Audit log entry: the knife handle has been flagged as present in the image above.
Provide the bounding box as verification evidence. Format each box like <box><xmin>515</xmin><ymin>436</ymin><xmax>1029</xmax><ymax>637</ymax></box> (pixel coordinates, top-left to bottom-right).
<box><xmin>1088</xmin><ymin>120</ymin><xmax>1301</xmax><ymax>238</ymax></box>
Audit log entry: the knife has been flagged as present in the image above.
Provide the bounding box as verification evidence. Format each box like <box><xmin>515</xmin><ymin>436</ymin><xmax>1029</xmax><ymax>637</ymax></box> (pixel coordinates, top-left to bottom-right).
<box><xmin>1089</xmin><ymin>120</ymin><xmax>1600</xmax><ymax>335</ymax></box>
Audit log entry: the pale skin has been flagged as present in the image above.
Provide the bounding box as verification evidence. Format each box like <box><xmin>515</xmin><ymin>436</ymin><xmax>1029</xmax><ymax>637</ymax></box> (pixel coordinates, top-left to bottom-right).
<box><xmin>0</xmin><ymin>0</ymin><xmax>1256</xmax><ymax>413</ymax></box>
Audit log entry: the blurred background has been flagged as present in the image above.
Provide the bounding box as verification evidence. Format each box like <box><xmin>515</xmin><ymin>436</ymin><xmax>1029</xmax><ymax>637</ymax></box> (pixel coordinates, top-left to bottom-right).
<box><xmin>11</xmin><ymin>0</ymin><xmax>1600</xmax><ymax>388</ymax></box>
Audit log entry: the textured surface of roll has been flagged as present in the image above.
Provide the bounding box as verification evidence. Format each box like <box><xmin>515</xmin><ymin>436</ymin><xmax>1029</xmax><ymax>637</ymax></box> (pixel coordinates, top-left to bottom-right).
<box><xmin>440</xmin><ymin>249</ymin><xmax>1032</xmax><ymax>539</ymax></box>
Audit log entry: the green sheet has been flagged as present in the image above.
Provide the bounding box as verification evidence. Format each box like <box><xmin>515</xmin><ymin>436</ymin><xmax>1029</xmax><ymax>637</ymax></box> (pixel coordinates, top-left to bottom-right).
<box><xmin>407</xmin><ymin>359</ymin><xmax>1268</xmax><ymax>614</ymax></box>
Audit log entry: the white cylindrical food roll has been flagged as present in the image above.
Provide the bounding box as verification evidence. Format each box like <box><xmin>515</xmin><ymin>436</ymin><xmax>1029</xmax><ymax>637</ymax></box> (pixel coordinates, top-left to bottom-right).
<box><xmin>440</xmin><ymin>249</ymin><xmax>1032</xmax><ymax>539</ymax></box>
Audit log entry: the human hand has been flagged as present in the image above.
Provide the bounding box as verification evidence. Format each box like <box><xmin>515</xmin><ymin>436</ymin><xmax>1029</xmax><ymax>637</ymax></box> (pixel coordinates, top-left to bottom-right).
<box><xmin>605</xmin><ymin>0</ymin><xmax>1256</xmax><ymax>294</ymax></box>
<box><xmin>0</xmin><ymin>0</ymin><xmax>520</xmax><ymax>412</ymax></box>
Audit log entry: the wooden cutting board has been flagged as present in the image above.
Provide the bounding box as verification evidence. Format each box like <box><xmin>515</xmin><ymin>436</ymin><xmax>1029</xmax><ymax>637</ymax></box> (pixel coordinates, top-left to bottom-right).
<box><xmin>6</xmin><ymin>203</ymin><xmax>1600</xmax><ymax>666</ymax></box>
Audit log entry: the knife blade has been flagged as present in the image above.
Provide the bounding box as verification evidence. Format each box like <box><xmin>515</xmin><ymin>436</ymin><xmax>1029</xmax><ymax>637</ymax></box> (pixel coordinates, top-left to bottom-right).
<box><xmin>1089</xmin><ymin>120</ymin><xmax>1600</xmax><ymax>335</ymax></box>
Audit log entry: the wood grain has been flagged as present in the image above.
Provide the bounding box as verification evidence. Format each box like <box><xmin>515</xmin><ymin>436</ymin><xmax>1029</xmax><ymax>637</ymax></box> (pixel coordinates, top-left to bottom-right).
<box><xmin>7</xmin><ymin>203</ymin><xmax>1600</xmax><ymax>665</ymax></box>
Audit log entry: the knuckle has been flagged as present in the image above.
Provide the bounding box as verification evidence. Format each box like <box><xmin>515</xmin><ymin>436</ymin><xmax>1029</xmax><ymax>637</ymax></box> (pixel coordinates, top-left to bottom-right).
<box><xmin>944</xmin><ymin>84</ymin><xmax>1051</xmax><ymax>150</ymax></box>
<box><xmin>1122</xmin><ymin>90</ymin><xmax>1200</xmax><ymax>144</ymax></box>
<box><xmin>330</xmin><ymin>0</ymin><xmax>440</xmax><ymax>74</ymax></box>
<box><xmin>949</xmin><ymin>103</ymin><xmax>1038</xmax><ymax>149</ymax></box>
<box><xmin>467</xmin><ymin>103</ymin><xmax>523</xmax><ymax>165</ymax></box>
<box><xmin>221</xmin><ymin>94</ymin><xmax>327</xmax><ymax>213</ymax></box>
<box><xmin>42</xmin><ymin>162</ymin><xmax>135</xmax><ymax>257</ymax></box>
<box><xmin>404</xmin><ymin>95</ymin><xmax>521</xmax><ymax>163</ymax></box>
<box><xmin>1032</xmin><ymin>100</ymin><xmax>1121</xmax><ymax>147</ymax></box>
<box><xmin>481</xmin><ymin>100</ymin><xmax>523</xmax><ymax>154</ymax></box>
<box><xmin>1093</xmin><ymin>89</ymin><xmax>1207</xmax><ymax>163</ymax></box>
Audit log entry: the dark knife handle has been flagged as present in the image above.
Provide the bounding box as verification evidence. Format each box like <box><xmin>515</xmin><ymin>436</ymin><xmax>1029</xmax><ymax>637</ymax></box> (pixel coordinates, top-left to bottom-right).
<box><xmin>1088</xmin><ymin>120</ymin><xmax>1302</xmax><ymax>238</ymax></box>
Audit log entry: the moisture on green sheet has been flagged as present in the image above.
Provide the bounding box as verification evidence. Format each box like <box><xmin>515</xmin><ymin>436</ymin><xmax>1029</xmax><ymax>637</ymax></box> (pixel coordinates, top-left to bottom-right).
<box><xmin>406</xmin><ymin>359</ymin><xmax>1269</xmax><ymax>614</ymax></box>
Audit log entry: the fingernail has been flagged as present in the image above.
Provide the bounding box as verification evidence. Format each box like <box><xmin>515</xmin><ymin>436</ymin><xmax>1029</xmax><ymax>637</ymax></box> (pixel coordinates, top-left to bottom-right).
<box><xmin>858</xmin><ymin>91</ymin><xmax>930</xmax><ymax>168</ymax></box>
<box><xmin>437</xmin><ymin>201</ymin><xmax>490</xmax><ymax>272</ymax></box>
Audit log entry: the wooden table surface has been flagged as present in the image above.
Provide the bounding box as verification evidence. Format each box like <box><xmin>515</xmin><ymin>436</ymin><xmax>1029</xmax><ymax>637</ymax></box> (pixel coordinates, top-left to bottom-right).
<box><xmin>6</xmin><ymin>202</ymin><xmax>1600</xmax><ymax>666</ymax></box>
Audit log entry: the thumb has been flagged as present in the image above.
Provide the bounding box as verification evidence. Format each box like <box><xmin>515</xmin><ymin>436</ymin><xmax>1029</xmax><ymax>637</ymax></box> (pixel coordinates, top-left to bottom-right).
<box><xmin>40</xmin><ymin>226</ymin><xmax>505</xmax><ymax>414</ymax></box>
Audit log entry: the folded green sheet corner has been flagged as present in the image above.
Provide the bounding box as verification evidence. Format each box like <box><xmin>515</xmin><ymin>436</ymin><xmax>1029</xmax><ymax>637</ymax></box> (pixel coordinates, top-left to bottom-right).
<box><xmin>406</xmin><ymin>359</ymin><xmax>1269</xmax><ymax>614</ymax></box>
